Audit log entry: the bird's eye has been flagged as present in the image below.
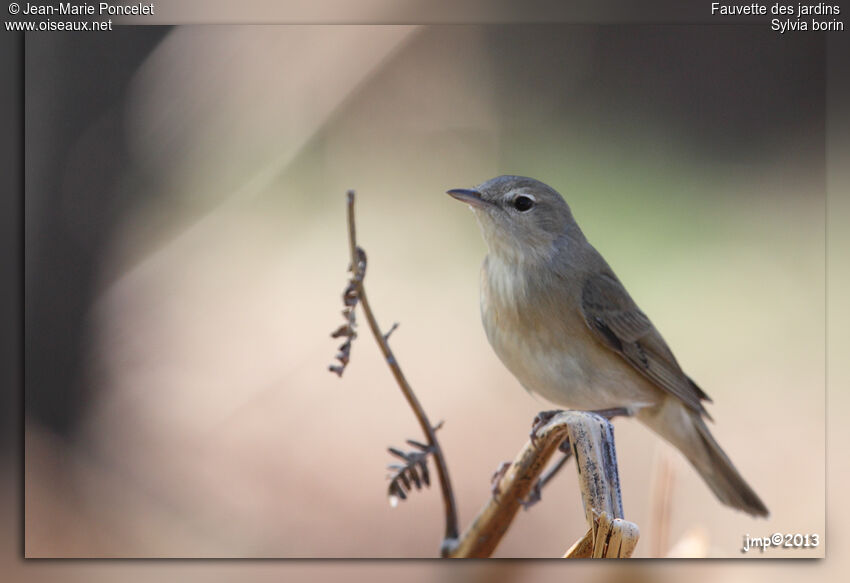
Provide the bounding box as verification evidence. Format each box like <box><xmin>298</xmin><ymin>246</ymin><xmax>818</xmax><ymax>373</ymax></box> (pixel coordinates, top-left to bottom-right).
<box><xmin>512</xmin><ymin>195</ymin><xmax>534</xmax><ymax>212</ymax></box>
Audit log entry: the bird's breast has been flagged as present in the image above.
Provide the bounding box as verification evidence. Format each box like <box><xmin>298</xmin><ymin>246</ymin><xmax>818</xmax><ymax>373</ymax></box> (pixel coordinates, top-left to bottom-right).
<box><xmin>480</xmin><ymin>256</ymin><xmax>655</xmax><ymax>411</ymax></box>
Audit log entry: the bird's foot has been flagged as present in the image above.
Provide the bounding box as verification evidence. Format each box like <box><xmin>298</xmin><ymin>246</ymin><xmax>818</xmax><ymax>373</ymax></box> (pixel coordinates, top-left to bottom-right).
<box><xmin>530</xmin><ymin>409</ymin><xmax>563</xmax><ymax>447</ymax></box>
<box><xmin>520</xmin><ymin>480</ymin><xmax>543</xmax><ymax>510</ymax></box>
<box><xmin>490</xmin><ymin>461</ymin><xmax>512</xmax><ymax>501</ymax></box>
<box><xmin>520</xmin><ymin>443</ymin><xmax>573</xmax><ymax>510</ymax></box>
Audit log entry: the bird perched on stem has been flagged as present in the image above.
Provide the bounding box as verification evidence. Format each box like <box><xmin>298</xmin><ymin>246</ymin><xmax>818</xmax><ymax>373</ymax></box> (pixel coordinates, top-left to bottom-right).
<box><xmin>448</xmin><ymin>175</ymin><xmax>768</xmax><ymax>517</ymax></box>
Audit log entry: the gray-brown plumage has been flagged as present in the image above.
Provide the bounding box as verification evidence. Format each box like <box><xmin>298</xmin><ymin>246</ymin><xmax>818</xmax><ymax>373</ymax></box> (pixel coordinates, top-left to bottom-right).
<box><xmin>448</xmin><ymin>175</ymin><xmax>768</xmax><ymax>517</ymax></box>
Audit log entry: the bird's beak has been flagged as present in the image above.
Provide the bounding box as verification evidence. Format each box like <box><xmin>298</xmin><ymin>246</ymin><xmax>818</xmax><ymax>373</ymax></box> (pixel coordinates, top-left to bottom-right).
<box><xmin>446</xmin><ymin>188</ymin><xmax>488</xmax><ymax>209</ymax></box>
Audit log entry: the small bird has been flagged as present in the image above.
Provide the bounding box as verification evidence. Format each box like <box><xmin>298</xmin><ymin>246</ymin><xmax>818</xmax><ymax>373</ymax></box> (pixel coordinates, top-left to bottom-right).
<box><xmin>447</xmin><ymin>175</ymin><xmax>768</xmax><ymax>517</ymax></box>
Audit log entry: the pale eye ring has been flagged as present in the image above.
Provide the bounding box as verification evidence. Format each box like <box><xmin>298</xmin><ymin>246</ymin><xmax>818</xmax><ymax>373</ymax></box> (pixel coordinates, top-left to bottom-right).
<box><xmin>512</xmin><ymin>195</ymin><xmax>535</xmax><ymax>212</ymax></box>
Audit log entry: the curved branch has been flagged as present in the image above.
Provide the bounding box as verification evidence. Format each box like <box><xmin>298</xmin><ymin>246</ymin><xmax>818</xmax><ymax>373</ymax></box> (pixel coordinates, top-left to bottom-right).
<box><xmin>448</xmin><ymin>413</ymin><xmax>570</xmax><ymax>557</ymax></box>
<box><xmin>449</xmin><ymin>411</ymin><xmax>638</xmax><ymax>558</ymax></box>
<box><xmin>344</xmin><ymin>191</ymin><xmax>459</xmax><ymax>553</ymax></box>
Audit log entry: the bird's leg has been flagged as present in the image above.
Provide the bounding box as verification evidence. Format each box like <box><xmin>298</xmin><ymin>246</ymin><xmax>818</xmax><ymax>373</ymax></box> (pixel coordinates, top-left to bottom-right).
<box><xmin>520</xmin><ymin>443</ymin><xmax>574</xmax><ymax>510</ymax></box>
<box><xmin>521</xmin><ymin>407</ymin><xmax>629</xmax><ymax>509</ymax></box>
<box><xmin>529</xmin><ymin>409</ymin><xmax>563</xmax><ymax>447</ymax></box>
<box><xmin>490</xmin><ymin>461</ymin><xmax>513</xmax><ymax>500</ymax></box>
<box><xmin>588</xmin><ymin>407</ymin><xmax>632</xmax><ymax>420</ymax></box>
<box><xmin>530</xmin><ymin>408</ymin><xmax>630</xmax><ymax>447</ymax></box>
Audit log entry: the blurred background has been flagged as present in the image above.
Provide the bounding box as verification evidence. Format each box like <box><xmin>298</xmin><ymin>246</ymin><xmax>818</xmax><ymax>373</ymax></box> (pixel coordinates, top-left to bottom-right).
<box><xmin>20</xmin><ymin>21</ymin><xmax>830</xmax><ymax>568</ymax></box>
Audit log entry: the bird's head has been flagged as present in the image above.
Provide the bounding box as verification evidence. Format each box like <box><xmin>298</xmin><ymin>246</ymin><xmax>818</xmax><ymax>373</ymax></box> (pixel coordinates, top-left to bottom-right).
<box><xmin>447</xmin><ymin>175</ymin><xmax>578</xmax><ymax>264</ymax></box>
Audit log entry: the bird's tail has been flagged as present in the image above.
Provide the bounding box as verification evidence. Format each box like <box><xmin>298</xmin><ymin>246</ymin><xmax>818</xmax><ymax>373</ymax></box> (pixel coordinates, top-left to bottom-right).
<box><xmin>638</xmin><ymin>399</ymin><xmax>769</xmax><ymax>517</ymax></box>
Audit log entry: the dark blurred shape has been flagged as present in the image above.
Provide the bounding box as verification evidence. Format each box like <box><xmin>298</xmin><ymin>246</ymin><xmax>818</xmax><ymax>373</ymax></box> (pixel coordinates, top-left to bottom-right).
<box><xmin>25</xmin><ymin>28</ymin><xmax>170</xmax><ymax>438</ymax></box>
<box><xmin>1</xmin><ymin>23</ymin><xmax>23</xmax><ymax>457</ymax></box>
<box><xmin>484</xmin><ymin>25</ymin><xmax>823</xmax><ymax>162</ymax></box>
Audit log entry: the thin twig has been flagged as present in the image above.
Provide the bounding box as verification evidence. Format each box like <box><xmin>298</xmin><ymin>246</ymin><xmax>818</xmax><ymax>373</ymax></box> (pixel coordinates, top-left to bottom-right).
<box><xmin>450</xmin><ymin>411</ymin><xmax>637</xmax><ymax>558</ymax></box>
<box><xmin>383</xmin><ymin>322</ymin><xmax>399</xmax><ymax>342</ymax></box>
<box><xmin>520</xmin><ymin>448</ymin><xmax>573</xmax><ymax>510</ymax></box>
<box><xmin>448</xmin><ymin>413</ymin><xmax>571</xmax><ymax>558</ymax></box>
<box><xmin>344</xmin><ymin>191</ymin><xmax>459</xmax><ymax>553</ymax></box>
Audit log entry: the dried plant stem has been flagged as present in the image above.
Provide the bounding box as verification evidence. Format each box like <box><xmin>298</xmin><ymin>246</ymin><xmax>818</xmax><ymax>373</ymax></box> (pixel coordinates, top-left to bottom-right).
<box><xmin>450</xmin><ymin>411</ymin><xmax>639</xmax><ymax>558</ymax></box>
<box><xmin>520</xmin><ymin>449</ymin><xmax>573</xmax><ymax>509</ymax></box>
<box><xmin>344</xmin><ymin>191</ymin><xmax>459</xmax><ymax>553</ymax></box>
<box><xmin>650</xmin><ymin>452</ymin><xmax>675</xmax><ymax>557</ymax></box>
<box><xmin>448</xmin><ymin>415</ymin><xmax>570</xmax><ymax>558</ymax></box>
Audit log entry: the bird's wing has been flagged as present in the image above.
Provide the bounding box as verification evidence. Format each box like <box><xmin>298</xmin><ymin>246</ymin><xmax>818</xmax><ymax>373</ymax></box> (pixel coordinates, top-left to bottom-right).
<box><xmin>580</xmin><ymin>272</ymin><xmax>711</xmax><ymax>416</ymax></box>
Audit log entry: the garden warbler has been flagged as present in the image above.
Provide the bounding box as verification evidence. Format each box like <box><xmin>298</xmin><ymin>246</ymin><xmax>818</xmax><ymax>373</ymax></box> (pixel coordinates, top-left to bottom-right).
<box><xmin>448</xmin><ymin>175</ymin><xmax>768</xmax><ymax>517</ymax></box>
